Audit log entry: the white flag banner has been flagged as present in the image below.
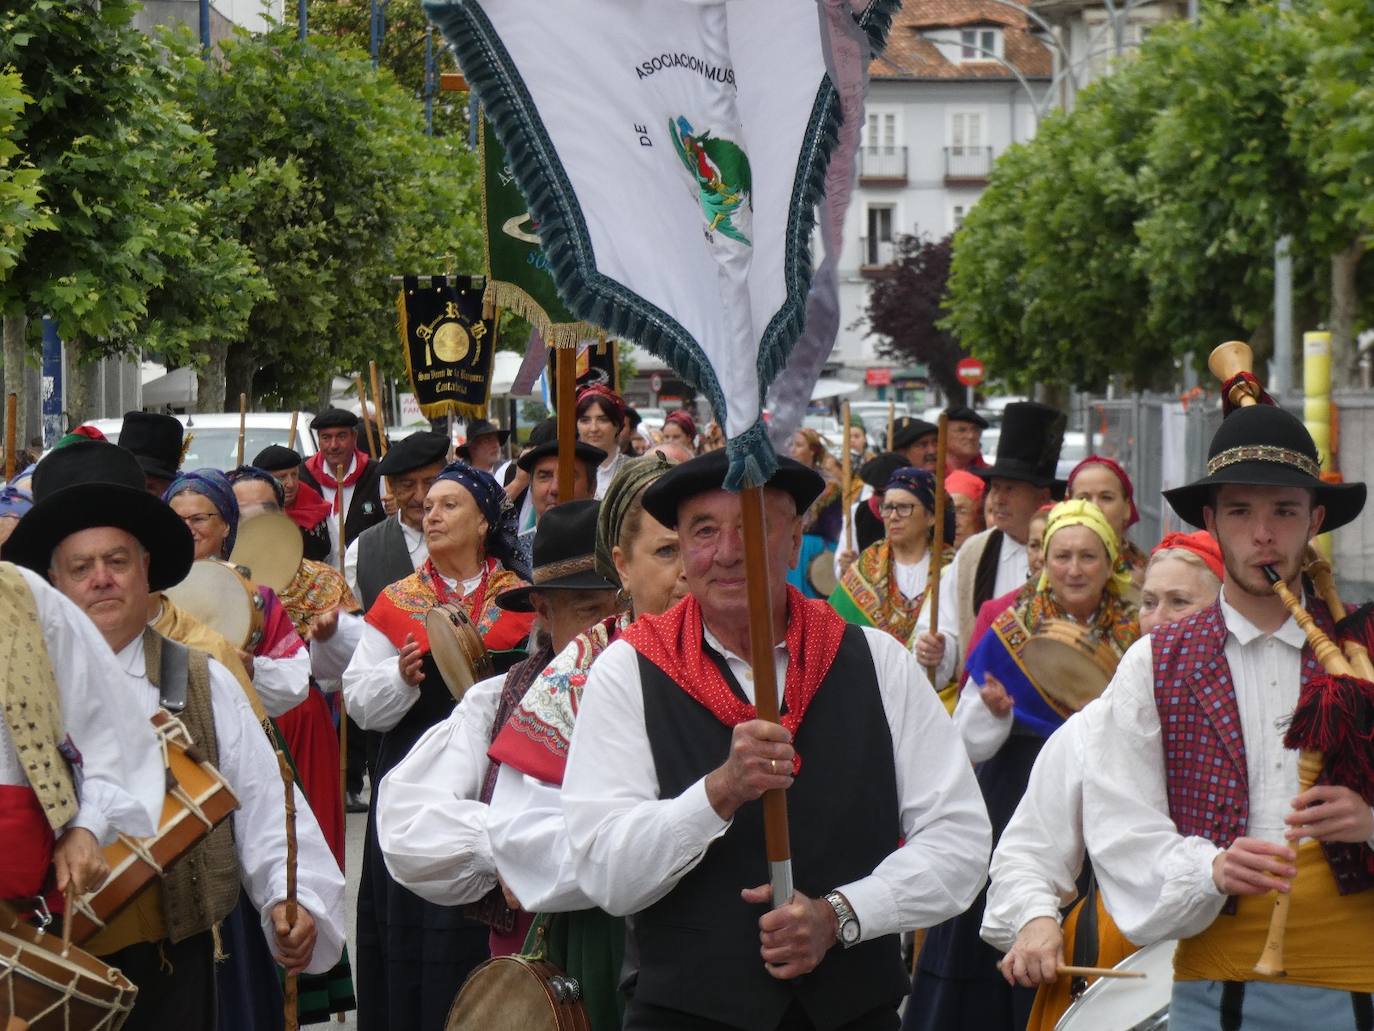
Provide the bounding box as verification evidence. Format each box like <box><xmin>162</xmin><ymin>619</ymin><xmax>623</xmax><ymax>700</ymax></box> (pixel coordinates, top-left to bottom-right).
<box><xmin>425</xmin><ymin>0</ymin><xmax>898</xmax><ymax>486</ymax></box>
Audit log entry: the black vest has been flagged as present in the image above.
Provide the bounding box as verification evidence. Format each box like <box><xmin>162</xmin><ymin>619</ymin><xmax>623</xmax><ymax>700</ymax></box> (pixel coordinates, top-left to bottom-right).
<box><xmin>300</xmin><ymin>460</ymin><xmax>386</xmax><ymax>548</ymax></box>
<box><xmin>634</xmin><ymin>624</ymin><xmax>909</xmax><ymax>1030</ymax></box>
<box><xmin>355</xmin><ymin>517</ymin><xmax>418</xmax><ymax>612</ymax></box>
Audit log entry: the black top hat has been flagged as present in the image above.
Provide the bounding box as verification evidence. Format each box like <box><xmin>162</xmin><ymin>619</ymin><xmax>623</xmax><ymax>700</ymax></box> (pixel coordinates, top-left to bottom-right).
<box><xmin>456</xmin><ymin>420</ymin><xmax>511</xmax><ymax>460</ymax></box>
<box><xmin>377</xmin><ymin>431</ymin><xmax>450</xmax><ymax>477</ymax></box>
<box><xmin>516</xmin><ymin>419</ymin><xmax>606</xmax><ymax>473</ymax></box>
<box><xmin>975</xmin><ymin>402</ymin><xmax>1065</xmax><ymax>490</ymax></box>
<box><xmin>496</xmin><ymin>499</ymin><xmax>617</xmax><ymax>612</ymax></box>
<box><xmin>859</xmin><ymin>451</ymin><xmax>909</xmax><ymax>491</ymax></box>
<box><xmin>310</xmin><ymin>408</ymin><xmax>359</xmax><ymax>432</ymax></box>
<box><xmin>641</xmin><ymin>449</ymin><xmax>825</xmax><ymax>530</ymax></box>
<box><xmin>944</xmin><ymin>405</ymin><xmax>989</xmax><ymax>429</ymax></box>
<box><xmin>118</xmin><ymin>411</ymin><xmax>184</xmax><ymax>483</ymax></box>
<box><xmin>1163</xmin><ymin>404</ymin><xmax>1365</xmax><ymax>533</ymax></box>
<box><xmin>891</xmin><ymin>417</ymin><xmax>939</xmax><ymax>451</ymax></box>
<box><xmin>252</xmin><ymin>445</ymin><xmax>302</xmax><ymax>472</ymax></box>
<box><xmin>4</xmin><ymin>441</ymin><xmax>194</xmax><ymax>591</ymax></box>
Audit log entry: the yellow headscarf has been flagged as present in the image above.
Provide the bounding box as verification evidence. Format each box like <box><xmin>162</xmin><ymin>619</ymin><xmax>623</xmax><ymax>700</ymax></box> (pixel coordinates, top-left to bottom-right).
<box><xmin>1036</xmin><ymin>498</ymin><xmax>1134</xmax><ymax>597</ymax></box>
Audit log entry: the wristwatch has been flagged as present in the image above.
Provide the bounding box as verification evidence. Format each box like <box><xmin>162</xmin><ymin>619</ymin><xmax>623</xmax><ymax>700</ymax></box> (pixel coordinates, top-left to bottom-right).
<box><xmin>824</xmin><ymin>890</ymin><xmax>861</xmax><ymax>949</ymax></box>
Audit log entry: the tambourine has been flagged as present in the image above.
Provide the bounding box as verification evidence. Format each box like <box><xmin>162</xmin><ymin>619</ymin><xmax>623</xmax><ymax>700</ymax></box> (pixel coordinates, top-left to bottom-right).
<box><xmin>163</xmin><ymin>559</ymin><xmax>264</xmax><ymax>650</ymax></box>
<box><xmin>424</xmin><ymin>604</ymin><xmax>493</xmax><ymax>702</ymax></box>
<box><xmin>1020</xmin><ymin>620</ymin><xmax>1120</xmax><ymax>715</ymax></box>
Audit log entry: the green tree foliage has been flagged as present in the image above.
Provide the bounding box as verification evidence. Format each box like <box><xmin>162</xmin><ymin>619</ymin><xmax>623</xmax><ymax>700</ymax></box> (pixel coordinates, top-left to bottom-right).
<box><xmin>0</xmin><ymin>71</ymin><xmax>50</xmax><ymax>278</ymax></box>
<box><xmin>174</xmin><ymin>28</ymin><xmax>481</xmax><ymax>409</ymax></box>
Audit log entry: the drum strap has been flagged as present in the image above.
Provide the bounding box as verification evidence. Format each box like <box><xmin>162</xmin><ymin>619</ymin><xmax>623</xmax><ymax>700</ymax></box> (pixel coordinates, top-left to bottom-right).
<box><xmin>154</xmin><ymin>633</ymin><xmax>191</xmax><ymax>714</ymax></box>
<box><xmin>1072</xmin><ymin>875</ymin><xmax>1098</xmax><ymax>969</ymax></box>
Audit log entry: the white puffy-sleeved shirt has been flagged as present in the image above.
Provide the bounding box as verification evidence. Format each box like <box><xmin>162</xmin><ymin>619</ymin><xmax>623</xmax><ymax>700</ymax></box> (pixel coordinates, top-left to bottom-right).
<box><xmin>1080</xmin><ymin>590</ymin><xmax>1374</xmax><ymax>946</ymax></box>
<box><xmin>308</xmin><ymin>610</ymin><xmax>364</xmax><ymax>687</ymax></box>
<box><xmin>374</xmin><ymin>673</ymin><xmax>505</xmax><ymax>906</ymax></box>
<box><xmin>114</xmin><ymin>634</ymin><xmax>346</xmax><ymax>974</ymax></box>
<box><xmin>250</xmin><ymin>646</ymin><xmax>311</xmax><ymax>718</ymax></box>
<box><xmin>980</xmin><ymin>703</ymin><xmax>1104</xmax><ymax>952</ymax></box>
<box><xmin>913</xmin><ymin>530</ymin><xmax>1028</xmax><ymax>686</ymax></box>
<box><xmin>0</xmin><ymin>568</ymin><xmax>163</xmax><ymax>845</ymax></box>
<box><xmin>561</xmin><ymin>624</ymin><xmax>993</xmax><ymax>938</ymax></box>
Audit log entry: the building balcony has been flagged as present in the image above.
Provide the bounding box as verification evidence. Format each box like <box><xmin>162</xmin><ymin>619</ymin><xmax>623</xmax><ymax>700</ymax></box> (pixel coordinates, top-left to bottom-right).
<box><xmin>944</xmin><ymin>146</ymin><xmax>994</xmax><ymax>184</ymax></box>
<box><xmin>858</xmin><ymin>236</ymin><xmax>897</xmax><ymax>277</ymax></box>
<box><xmin>858</xmin><ymin>146</ymin><xmax>908</xmax><ymax>185</ymax></box>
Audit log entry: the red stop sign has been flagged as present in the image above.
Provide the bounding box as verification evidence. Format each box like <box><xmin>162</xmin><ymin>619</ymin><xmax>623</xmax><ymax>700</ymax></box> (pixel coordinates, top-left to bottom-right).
<box><xmin>955</xmin><ymin>357</ymin><xmax>985</xmax><ymax>386</ymax></box>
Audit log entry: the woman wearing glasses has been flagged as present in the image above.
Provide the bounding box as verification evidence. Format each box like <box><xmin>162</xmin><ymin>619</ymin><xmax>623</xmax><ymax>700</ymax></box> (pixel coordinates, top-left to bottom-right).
<box><xmin>830</xmin><ymin>467</ymin><xmax>954</xmax><ymax>643</ymax></box>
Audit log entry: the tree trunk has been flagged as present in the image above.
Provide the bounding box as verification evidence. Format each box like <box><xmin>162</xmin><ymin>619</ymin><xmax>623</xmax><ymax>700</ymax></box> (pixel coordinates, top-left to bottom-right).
<box><xmin>1329</xmin><ymin>239</ymin><xmax>1365</xmax><ymax>382</ymax></box>
<box><xmin>225</xmin><ymin>344</ymin><xmax>255</xmax><ymax>414</ymax></box>
<box><xmin>64</xmin><ymin>340</ymin><xmax>100</xmax><ymax>426</ymax></box>
<box><xmin>196</xmin><ymin>340</ymin><xmax>228</xmax><ymax>414</ymax></box>
<box><xmin>3</xmin><ymin>312</ymin><xmax>28</xmax><ymax>452</ymax></box>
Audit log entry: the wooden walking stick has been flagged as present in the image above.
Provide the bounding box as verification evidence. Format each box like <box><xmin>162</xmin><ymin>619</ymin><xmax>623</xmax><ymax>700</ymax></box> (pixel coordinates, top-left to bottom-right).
<box><xmin>355</xmin><ymin>374</ymin><xmax>379</xmax><ymax>457</ymax></box>
<box><xmin>237</xmin><ymin>392</ymin><xmax>248</xmax><ymax>467</ymax></box>
<box><xmin>886</xmin><ymin>401</ymin><xmax>895</xmax><ymax>452</ymax></box>
<box><xmin>739</xmin><ymin>485</ymin><xmax>793</xmax><ymax>907</ymax></box>
<box><xmin>4</xmin><ymin>393</ymin><xmax>16</xmax><ymax>482</ymax></box>
<box><xmin>841</xmin><ymin>401</ymin><xmax>854</xmax><ymax>556</ymax></box>
<box><xmin>335</xmin><ymin>463</ymin><xmax>349</xmax><ymax>842</ymax></box>
<box><xmin>287</xmin><ymin>410</ymin><xmax>299</xmax><ymax>452</ymax></box>
<box><xmin>369</xmin><ymin>360</ymin><xmax>389</xmax><ymax>457</ymax></box>
<box><xmin>275</xmin><ymin>749</ymin><xmax>300</xmax><ymax>1031</ymax></box>
<box><xmin>925</xmin><ymin>414</ymin><xmax>949</xmax><ymax>687</ymax></box>
<box><xmin>556</xmin><ymin>346</ymin><xmax>577</xmax><ymax>502</ymax></box>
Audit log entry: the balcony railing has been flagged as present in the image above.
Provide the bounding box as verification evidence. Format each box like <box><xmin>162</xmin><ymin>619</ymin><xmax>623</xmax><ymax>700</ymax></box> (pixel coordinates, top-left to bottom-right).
<box><xmin>944</xmin><ymin>146</ymin><xmax>994</xmax><ymax>182</ymax></box>
<box><xmin>858</xmin><ymin>146</ymin><xmax>908</xmax><ymax>184</ymax></box>
<box><xmin>858</xmin><ymin>236</ymin><xmax>896</xmax><ymax>274</ymax></box>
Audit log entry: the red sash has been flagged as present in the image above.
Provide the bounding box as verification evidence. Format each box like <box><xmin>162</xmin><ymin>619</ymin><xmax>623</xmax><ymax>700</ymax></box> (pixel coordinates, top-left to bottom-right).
<box><xmin>0</xmin><ymin>785</ymin><xmax>56</xmax><ymax>904</ymax></box>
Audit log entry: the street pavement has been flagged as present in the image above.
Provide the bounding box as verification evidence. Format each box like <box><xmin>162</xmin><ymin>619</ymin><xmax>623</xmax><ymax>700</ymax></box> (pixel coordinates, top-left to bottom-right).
<box><xmin>334</xmin><ymin>799</ymin><xmax>367</xmax><ymax>1029</ymax></box>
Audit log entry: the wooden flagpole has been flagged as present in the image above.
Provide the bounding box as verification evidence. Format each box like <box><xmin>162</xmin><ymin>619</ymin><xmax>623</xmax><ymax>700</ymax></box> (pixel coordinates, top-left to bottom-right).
<box><xmin>886</xmin><ymin>401</ymin><xmax>895</xmax><ymax>451</ymax></box>
<box><xmin>925</xmin><ymin>414</ymin><xmax>949</xmax><ymax>688</ymax></box>
<box><xmin>287</xmin><ymin>411</ymin><xmax>299</xmax><ymax>452</ymax></box>
<box><xmin>276</xmin><ymin>749</ymin><xmax>300</xmax><ymax>1031</ymax></box>
<box><xmin>739</xmin><ymin>485</ymin><xmax>793</xmax><ymax>906</ymax></box>
<box><xmin>355</xmin><ymin>375</ymin><xmax>379</xmax><ymax>457</ymax></box>
<box><xmin>841</xmin><ymin>401</ymin><xmax>854</xmax><ymax>554</ymax></box>
<box><xmin>556</xmin><ymin>346</ymin><xmax>576</xmax><ymax>501</ymax></box>
<box><xmin>369</xmin><ymin>361</ymin><xmax>389</xmax><ymax>457</ymax></box>
<box><xmin>237</xmin><ymin>393</ymin><xmax>248</xmax><ymax>467</ymax></box>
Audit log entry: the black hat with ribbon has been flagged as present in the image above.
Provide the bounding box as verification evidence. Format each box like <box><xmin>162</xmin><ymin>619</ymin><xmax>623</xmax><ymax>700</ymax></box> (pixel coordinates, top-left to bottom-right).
<box><xmin>496</xmin><ymin>499</ymin><xmax>618</xmax><ymax>612</ymax></box>
<box><xmin>640</xmin><ymin>448</ymin><xmax>824</xmax><ymax>530</ymax></box>
<box><xmin>975</xmin><ymin>401</ymin><xmax>1066</xmax><ymax>491</ymax></box>
<box><xmin>4</xmin><ymin>441</ymin><xmax>194</xmax><ymax>591</ymax></box>
<box><xmin>1163</xmin><ymin>404</ymin><xmax>1365</xmax><ymax>533</ymax></box>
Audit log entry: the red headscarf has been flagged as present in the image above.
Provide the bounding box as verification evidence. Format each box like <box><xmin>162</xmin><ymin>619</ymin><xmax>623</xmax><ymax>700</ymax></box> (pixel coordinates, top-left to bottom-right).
<box><xmin>663</xmin><ymin>409</ymin><xmax>697</xmax><ymax>440</ymax></box>
<box><xmin>576</xmin><ymin>384</ymin><xmax>627</xmax><ymax>429</ymax></box>
<box><xmin>1153</xmin><ymin>530</ymin><xmax>1225</xmax><ymax>582</ymax></box>
<box><xmin>1067</xmin><ymin>455</ymin><xmax>1138</xmax><ymax>528</ymax></box>
<box><xmin>945</xmin><ymin>469</ymin><xmax>986</xmax><ymax>507</ymax></box>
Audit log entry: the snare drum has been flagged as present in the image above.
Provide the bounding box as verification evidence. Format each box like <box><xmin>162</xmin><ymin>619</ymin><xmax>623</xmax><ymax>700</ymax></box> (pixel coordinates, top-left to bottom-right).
<box><xmin>0</xmin><ymin>904</ymin><xmax>137</xmax><ymax>1030</ymax></box>
<box><xmin>64</xmin><ymin>712</ymin><xmax>239</xmax><ymax>947</ymax></box>
<box><xmin>425</xmin><ymin>604</ymin><xmax>493</xmax><ymax>702</ymax></box>
<box><xmin>1054</xmin><ymin>939</ymin><xmax>1175</xmax><ymax>1031</ymax></box>
<box><xmin>445</xmin><ymin>955</ymin><xmax>589</xmax><ymax>1031</ymax></box>
<box><xmin>1021</xmin><ymin>619</ymin><xmax>1120</xmax><ymax>715</ymax></box>
<box><xmin>163</xmin><ymin>559</ymin><xmax>265</xmax><ymax>650</ymax></box>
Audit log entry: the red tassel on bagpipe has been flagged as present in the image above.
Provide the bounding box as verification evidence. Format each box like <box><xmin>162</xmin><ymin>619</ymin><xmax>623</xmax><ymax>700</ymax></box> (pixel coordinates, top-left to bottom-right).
<box><xmin>1284</xmin><ymin>672</ymin><xmax>1374</xmax><ymax>806</ymax></box>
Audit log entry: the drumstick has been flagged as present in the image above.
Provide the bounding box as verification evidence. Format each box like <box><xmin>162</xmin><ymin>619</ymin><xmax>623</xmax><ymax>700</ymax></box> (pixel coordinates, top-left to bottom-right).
<box><xmin>275</xmin><ymin>749</ymin><xmax>299</xmax><ymax>1031</ymax></box>
<box><xmin>369</xmin><ymin>361</ymin><xmax>389</xmax><ymax>457</ymax></box>
<box><xmin>355</xmin><ymin>374</ymin><xmax>379</xmax><ymax>458</ymax></box>
<box><xmin>841</xmin><ymin>400</ymin><xmax>854</xmax><ymax>555</ymax></box>
<box><xmin>1057</xmin><ymin>964</ymin><xmax>1147</xmax><ymax>979</ymax></box>
<box><xmin>925</xmin><ymin>413</ymin><xmax>949</xmax><ymax>688</ymax></box>
<box><xmin>237</xmin><ymin>392</ymin><xmax>248</xmax><ymax>468</ymax></box>
<box><xmin>61</xmin><ymin>882</ymin><xmax>75</xmax><ymax>957</ymax></box>
<box><xmin>287</xmin><ymin>410</ymin><xmax>299</xmax><ymax>452</ymax></box>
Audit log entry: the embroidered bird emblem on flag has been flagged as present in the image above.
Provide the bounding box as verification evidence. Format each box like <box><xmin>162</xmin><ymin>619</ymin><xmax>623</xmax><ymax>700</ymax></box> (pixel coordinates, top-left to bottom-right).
<box><xmin>670</xmin><ymin>116</ymin><xmax>753</xmax><ymax>246</ymax></box>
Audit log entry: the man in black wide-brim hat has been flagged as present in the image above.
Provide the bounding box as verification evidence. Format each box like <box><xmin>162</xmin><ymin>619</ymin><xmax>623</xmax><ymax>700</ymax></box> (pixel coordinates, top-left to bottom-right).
<box><xmin>1066</xmin><ymin>403</ymin><xmax>1374</xmax><ymax>1030</ymax></box>
<box><xmin>912</xmin><ymin>401</ymin><xmax>1065</xmax><ymax>687</ymax></box>
<box><xmin>557</xmin><ymin>448</ymin><xmax>991</xmax><ymax>1031</ymax></box>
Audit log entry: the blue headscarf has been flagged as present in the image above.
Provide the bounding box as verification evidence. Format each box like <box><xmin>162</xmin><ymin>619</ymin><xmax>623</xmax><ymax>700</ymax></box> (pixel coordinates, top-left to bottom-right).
<box><xmin>163</xmin><ymin>468</ymin><xmax>240</xmax><ymax>558</ymax></box>
<box><xmin>884</xmin><ymin>466</ymin><xmax>956</xmax><ymax>547</ymax></box>
<box><xmin>0</xmin><ymin>485</ymin><xmax>32</xmax><ymax>519</ymax></box>
<box><xmin>435</xmin><ymin>460</ymin><xmax>526</xmax><ymax>579</ymax></box>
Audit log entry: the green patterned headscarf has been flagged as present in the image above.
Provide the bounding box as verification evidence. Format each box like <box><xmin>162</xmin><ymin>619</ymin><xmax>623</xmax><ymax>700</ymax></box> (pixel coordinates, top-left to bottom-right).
<box><xmin>595</xmin><ymin>451</ymin><xmax>677</xmax><ymax>586</ymax></box>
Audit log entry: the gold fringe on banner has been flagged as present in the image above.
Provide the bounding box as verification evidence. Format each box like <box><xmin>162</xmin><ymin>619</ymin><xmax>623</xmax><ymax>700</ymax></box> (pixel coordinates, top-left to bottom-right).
<box><xmin>481</xmin><ymin>280</ymin><xmax>594</xmax><ymax>350</ymax></box>
<box><xmin>397</xmin><ymin>286</ymin><xmax>491</xmax><ymax>422</ymax></box>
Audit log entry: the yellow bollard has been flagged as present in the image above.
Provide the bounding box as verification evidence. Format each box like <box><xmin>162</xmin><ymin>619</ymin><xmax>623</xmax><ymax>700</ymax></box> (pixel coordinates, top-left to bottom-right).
<box><xmin>1303</xmin><ymin>331</ymin><xmax>1333</xmax><ymax>561</ymax></box>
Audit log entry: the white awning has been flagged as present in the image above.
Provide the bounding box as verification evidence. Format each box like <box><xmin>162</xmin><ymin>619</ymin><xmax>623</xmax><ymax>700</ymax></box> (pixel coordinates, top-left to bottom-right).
<box><xmin>141</xmin><ymin>366</ymin><xmax>197</xmax><ymax>408</ymax></box>
<box><xmin>810</xmin><ymin>377</ymin><xmax>862</xmax><ymax>401</ymax></box>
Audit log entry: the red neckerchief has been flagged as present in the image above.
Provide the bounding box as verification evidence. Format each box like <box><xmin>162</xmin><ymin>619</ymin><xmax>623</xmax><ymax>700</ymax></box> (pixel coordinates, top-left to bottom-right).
<box><xmin>423</xmin><ymin>556</ymin><xmax>491</xmax><ymax>613</ymax></box>
<box><xmin>305</xmin><ymin>450</ymin><xmax>369</xmax><ymax>513</ymax></box>
<box><xmin>621</xmin><ymin>586</ymin><xmax>846</xmax><ymax>772</ymax></box>
<box><xmin>285</xmin><ymin>481</ymin><xmax>333</xmax><ymax>530</ymax></box>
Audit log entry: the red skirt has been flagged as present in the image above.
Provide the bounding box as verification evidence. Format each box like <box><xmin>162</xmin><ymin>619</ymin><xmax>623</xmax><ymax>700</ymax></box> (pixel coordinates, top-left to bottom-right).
<box><xmin>0</xmin><ymin>785</ymin><xmax>56</xmax><ymax>905</ymax></box>
<box><xmin>275</xmin><ymin>685</ymin><xmax>344</xmax><ymax>868</ymax></box>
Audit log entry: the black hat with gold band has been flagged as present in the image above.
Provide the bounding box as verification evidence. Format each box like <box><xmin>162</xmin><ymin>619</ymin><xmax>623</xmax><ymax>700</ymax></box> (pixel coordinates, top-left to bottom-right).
<box><xmin>495</xmin><ymin>499</ymin><xmax>618</xmax><ymax>612</ymax></box>
<box><xmin>1163</xmin><ymin>404</ymin><xmax>1365</xmax><ymax>533</ymax></box>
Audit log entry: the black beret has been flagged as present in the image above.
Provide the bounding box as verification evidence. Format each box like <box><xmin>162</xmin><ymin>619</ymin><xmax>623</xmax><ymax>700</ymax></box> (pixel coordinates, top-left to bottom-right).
<box><xmin>859</xmin><ymin>451</ymin><xmax>909</xmax><ymax>490</ymax></box>
<box><xmin>944</xmin><ymin>405</ymin><xmax>989</xmax><ymax>429</ymax></box>
<box><xmin>310</xmin><ymin>408</ymin><xmax>359</xmax><ymax>431</ymax></box>
<box><xmin>377</xmin><ymin>431</ymin><xmax>451</xmax><ymax>476</ymax></box>
<box><xmin>892</xmin><ymin>417</ymin><xmax>939</xmax><ymax>450</ymax></box>
<box><xmin>252</xmin><ymin>445</ymin><xmax>303</xmax><ymax>472</ymax></box>
<box><xmin>640</xmin><ymin>449</ymin><xmax>824</xmax><ymax>529</ymax></box>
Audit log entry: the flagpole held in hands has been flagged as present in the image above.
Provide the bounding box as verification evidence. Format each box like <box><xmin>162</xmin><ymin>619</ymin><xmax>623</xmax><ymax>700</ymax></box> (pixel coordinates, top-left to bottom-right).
<box><xmin>335</xmin><ymin>464</ymin><xmax>349</xmax><ymax>851</ymax></box>
<box><xmin>740</xmin><ymin>485</ymin><xmax>794</xmax><ymax>908</ymax></box>
<box><xmin>925</xmin><ymin>413</ymin><xmax>949</xmax><ymax>688</ymax></box>
<box><xmin>356</xmin><ymin>375</ymin><xmax>379</xmax><ymax>457</ymax></box>
<box><xmin>237</xmin><ymin>393</ymin><xmax>248</xmax><ymax>467</ymax></box>
<box><xmin>556</xmin><ymin>346</ymin><xmax>576</xmax><ymax>501</ymax></box>
<box><xmin>369</xmin><ymin>361</ymin><xmax>389</xmax><ymax>458</ymax></box>
<box><xmin>287</xmin><ymin>411</ymin><xmax>299</xmax><ymax>452</ymax></box>
<box><xmin>886</xmin><ymin>401</ymin><xmax>895</xmax><ymax>452</ymax></box>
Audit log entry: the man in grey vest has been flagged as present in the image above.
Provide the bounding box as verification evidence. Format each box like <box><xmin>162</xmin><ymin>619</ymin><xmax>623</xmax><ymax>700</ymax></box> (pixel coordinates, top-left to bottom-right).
<box><xmin>5</xmin><ymin>441</ymin><xmax>346</xmax><ymax>1031</ymax></box>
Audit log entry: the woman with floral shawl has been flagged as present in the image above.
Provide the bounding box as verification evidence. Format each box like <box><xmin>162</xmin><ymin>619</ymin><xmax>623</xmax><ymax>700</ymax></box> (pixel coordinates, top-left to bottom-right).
<box><xmin>907</xmin><ymin>499</ymin><xmax>1138</xmax><ymax>1031</ymax></box>
<box><xmin>831</xmin><ymin>467</ymin><xmax>954</xmax><ymax>643</ymax></box>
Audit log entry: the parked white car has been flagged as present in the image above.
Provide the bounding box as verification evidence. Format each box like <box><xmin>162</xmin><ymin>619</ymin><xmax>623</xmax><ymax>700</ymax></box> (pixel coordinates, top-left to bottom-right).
<box><xmin>85</xmin><ymin>412</ymin><xmax>319</xmax><ymax>471</ymax></box>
